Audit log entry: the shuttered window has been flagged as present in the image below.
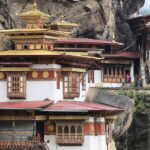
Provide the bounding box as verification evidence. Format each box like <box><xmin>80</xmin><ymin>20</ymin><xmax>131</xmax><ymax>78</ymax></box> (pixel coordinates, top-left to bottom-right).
<box><xmin>7</xmin><ymin>72</ymin><xmax>26</xmax><ymax>99</ymax></box>
<box><xmin>63</xmin><ymin>72</ymin><xmax>80</xmax><ymax>99</ymax></box>
<box><xmin>56</xmin><ymin>122</ymin><xmax>84</xmax><ymax>145</ymax></box>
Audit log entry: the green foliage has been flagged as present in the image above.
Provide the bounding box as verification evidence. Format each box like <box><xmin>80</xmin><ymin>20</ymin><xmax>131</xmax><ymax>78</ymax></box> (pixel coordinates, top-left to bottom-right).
<box><xmin>119</xmin><ymin>88</ymin><xmax>146</xmax><ymax>112</ymax></box>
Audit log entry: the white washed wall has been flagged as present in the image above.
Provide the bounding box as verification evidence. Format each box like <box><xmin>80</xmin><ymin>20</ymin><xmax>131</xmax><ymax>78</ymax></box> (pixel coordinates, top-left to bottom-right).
<box><xmin>44</xmin><ymin>135</ymin><xmax>107</xmax><ymax>150</ymax></box>
<box><xmin>0</xmin><ymin>81</ymin><xmax>7</xmax><ymax>101</ymax></box>
<box><xmin>102</xmin><ymin>83</ymin><xmax>122</xmax><ymax>88</ymax></box>
<box><xmin>44</xmin><ymin>117</ymin><xmax>107</xmax><ymax>150</ymax></box>
<box><xmin>27</xmin><ymin>81</ymin><xmax>63</xmax><ymax>101</ymax></box>
<box><xmin>74</xmin><ymin>70</ymin><xmax>101</xmax><ymax>101</ymax></box>
<box><xmin>0</xmin><ymin>80</ymin><xmax>63</xmax><ymax>102</ymax></box>
<box><xmin>32</xmin><ymin>64</ymin><xmax>61</xmax><ymax>70</ymax></box>
<box><xmin>130</xmin><ymin>61</ymin><xmax>135</xmax><ymax>82</ymax></box>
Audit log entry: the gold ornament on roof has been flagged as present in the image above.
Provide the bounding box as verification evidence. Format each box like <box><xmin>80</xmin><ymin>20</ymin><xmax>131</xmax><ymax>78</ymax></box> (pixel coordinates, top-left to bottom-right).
<box><xmin>33</xmin><ymin>0</ymin><xmax>37</xmax><ymax>10</ymax></box>
<box><xmin>17</xmin><ymin>0</ymin><xmax>50</xmax><ymax>21</ymax></box>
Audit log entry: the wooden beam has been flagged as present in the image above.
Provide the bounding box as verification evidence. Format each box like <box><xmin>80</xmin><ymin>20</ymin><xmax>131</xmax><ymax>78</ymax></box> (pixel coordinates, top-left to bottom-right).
<box><xmin>0</xmin><ymin>115</ymin><xmax>47</xmax><ymax>121</ymax></box>
<box><xmin>49</xmin><ymin>116</ymin><xmax>88</xmax><ymax>120</ymax></box>
<box><xmin>57</xmin><ymin>61</ymin><xmax>89</xmax><ymax>68</ymax></box>
<box><xmin>0</xmin><ymin>67</ymin><xmax>31</xmax><ymax>72</ymax></box>
<box><xmin>62</xmin><ymin>67</ymin><xmax>86</xmax><ymax>73</ymax></box>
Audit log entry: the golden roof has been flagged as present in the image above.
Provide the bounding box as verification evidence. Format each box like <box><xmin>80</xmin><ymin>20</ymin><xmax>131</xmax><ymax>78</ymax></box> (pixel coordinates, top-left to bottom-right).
<box><xmin>51</xmin><ymin>20</ymin><xmax>79</xmax><ymax>27</ymax></box>
<box><xmin>0</xmin><ymin>50</ymin><xmax>102</xmax><ymax>60</ymax></box>
<box><xmin>0</xmin><ymin>29</ymin><xmax>70</xmax><ymax>38</ymax></box>
<box><xmin>0</xmin><ymin>28</ymin><xmax>49</xmax><ymax>33</ymax></box>
<box><xmin>17</xmin><ymin>1</ymin><xmax>50</xmax><ymax>20</ymax></box>
<box><xmin>64</xmin><ymin>52</ymin><xmax>102</xmax><ymax>60</ymax></box>
<box><xmin>0</xmin><ymin>50</ymin><xmax>63</xmax><ymax>56</ymax></box>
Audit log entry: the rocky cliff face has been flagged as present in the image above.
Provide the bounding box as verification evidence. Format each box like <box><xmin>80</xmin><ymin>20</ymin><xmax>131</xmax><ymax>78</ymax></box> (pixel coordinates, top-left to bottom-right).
<box><xmin>116</xmin><ymin>94</ymin><xmax>150</xmax><ymax>150</ymax></box>
<box><xmin>0</xmin><ymin>0</ymin><xmax>144</xmax><ymax>50</ymax></box>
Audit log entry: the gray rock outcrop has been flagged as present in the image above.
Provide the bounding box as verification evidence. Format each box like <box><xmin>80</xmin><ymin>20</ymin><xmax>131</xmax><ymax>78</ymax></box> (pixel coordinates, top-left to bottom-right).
<box><xmin>85</xmin><ymin>87</ymin><xmax>134</xmax><ymax>138</ymax></box>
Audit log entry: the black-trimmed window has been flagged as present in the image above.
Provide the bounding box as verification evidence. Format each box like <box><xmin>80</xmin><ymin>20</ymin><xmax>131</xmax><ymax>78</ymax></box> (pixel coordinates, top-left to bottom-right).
<box><xmin>56</xmin><ymin>122</ymin><xmax>84</xmax><ymax>145</ymax></box>
<box><xmin>23</xmin><ymin>44</ymin><xmax>29</xmax><ymax>50</ymax></box>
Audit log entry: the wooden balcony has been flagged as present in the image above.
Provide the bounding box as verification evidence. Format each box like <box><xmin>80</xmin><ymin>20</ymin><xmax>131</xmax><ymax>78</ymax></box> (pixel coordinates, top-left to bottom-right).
<box><xmin>56</xmin><ymin>133</ymin><xmax>84</xmax><ymax>145</ymax></box>
<box><xmin>0</xmin><ymin>140</ymin><xmax>49</xmax><ymax>150</ymax></box>
<box><xmin>8</xmin><ymin>92</ymin><xmax>26</xmax><ymax>99</ymax></box>
<box><xmin>103</xmin><ymin>75</ymin><xmax>124</xmax><ymax>83</ymax></box>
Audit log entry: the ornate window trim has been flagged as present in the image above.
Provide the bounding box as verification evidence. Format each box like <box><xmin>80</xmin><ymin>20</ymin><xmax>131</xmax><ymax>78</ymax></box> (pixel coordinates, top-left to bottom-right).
<box><xmin>56</xmin><ymin>121</ymin><xmax>84</xmax><ymax>145</ymax></box>
<box><xmin>63</xmin><ymin>72</ymin><xmax>80</xmax><ymax>99</ymax></box>
<box><xmin>7</xmin><ymin>72</ymin><xmax>26</xmax><ymax>99</ymax></box>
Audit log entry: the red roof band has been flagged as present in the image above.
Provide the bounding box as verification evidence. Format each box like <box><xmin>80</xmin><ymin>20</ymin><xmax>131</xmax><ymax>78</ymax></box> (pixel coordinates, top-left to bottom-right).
<box><xmin>102</xmin><ymin>51</ymin><xmax>141</xmax><ymax>59</ymax></box>
<box><xmin>56</xmin><ymin>38</ymin><xmax>119</xmax><ymax>46</ymax></box>
<box><xmin>0</xmin><ymin>101</ymin><xmax>53</xmax><ymax>110</ymax></box>
<box><xmin>0</xmin><ymin>100</ymin><xmax>123</xmax><ymax>113</ymax></box>
<box><xmin>44</xmin><ymin>101</ymin><xmax>123</xmax><ymax>113</ymax></box>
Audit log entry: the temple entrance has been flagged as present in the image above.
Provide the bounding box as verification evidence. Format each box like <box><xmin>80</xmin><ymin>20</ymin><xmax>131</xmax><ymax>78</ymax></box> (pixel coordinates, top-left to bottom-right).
<box><xmin>36</xmin><ymin>121</ymin><xmax>44</xmax><ymax>142</ymax></box>
<box><xmin>0</xmin><ymin>121</ymin><xmax>48</xmax><ymax>149</ymax></box>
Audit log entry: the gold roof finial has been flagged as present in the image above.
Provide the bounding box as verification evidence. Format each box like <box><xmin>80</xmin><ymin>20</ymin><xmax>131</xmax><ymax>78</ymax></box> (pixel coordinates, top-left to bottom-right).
<box><xmin>33</xmin><ymin>0</ymin><xmax>37</xmax><ymax>10</ymax></box>
<box><xmin>60</xmin><ymin>15</ymin><xmax>65</xmax><ymax>21</ymax></box>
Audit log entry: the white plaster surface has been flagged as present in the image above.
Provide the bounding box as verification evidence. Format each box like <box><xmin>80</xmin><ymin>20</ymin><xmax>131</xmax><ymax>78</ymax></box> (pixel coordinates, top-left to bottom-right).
<box><xmin>0</xmin><ymin>80</ymin><xmax>63</xmax><ymax>102</ymax></box>
<box><xmin>130</xmin><ymin>61</ymin><xmax>135</xmax><ymax>82</ymax></box>
<box><xmin>27</xmin><ymin>80</ymin><xmax>63</xmax><ymax>101</ymax></box>
<box><xmin>0</xmin><ymin>81</ymin><xmax>8</xmax><ymax>101</ymax></box>
<box><xmin>97</xmin><ymin>117</ymin><xmax>105</xmax><ymax>123</ymax></box>
<box><xmin>32</xmin><ymin>64</ymin><xmax>61</xmax><ymax>69</ymax></box>
<box><xmin>45</xmin><ymin>135</ymin><xmax>107</xmax><ymax>150</ymax></box>
<box><xmin>102</xmin><ymin>83</ymin><xmax>122</xmax><ymax>88</ymax></box>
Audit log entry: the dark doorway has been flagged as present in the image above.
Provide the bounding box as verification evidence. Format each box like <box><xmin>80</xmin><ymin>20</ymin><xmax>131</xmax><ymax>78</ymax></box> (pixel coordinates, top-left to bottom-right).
<box><xmin>36</xmin><ymin>122</ymin><xmax>44</xmax><ymax>142</ymax></box>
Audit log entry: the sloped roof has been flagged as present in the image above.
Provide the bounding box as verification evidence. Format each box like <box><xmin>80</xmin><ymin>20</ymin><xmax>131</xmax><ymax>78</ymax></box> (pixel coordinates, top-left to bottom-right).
<box><xmin>102</xmin><ymin>51</ymin><xmax>141</xmax><ymax>59</ymax></box>
<box><xmin>0</xmin><ymin>100</ymin><xmax>123</xmax><ymax>114</ymax></box>
<box><xmin>0</xmin><ymin>101</ymin><xmax>53</xmax><ymax>110</ymax></box>
<box><xmin>44</xmin><ymin>101</ymin><xmax>123</xmax><ymax>113</ymax></box>
<box><xmin>56</xmin><ymin>38</ymin><xmax>119</xmax><ymax>46</ymax></box>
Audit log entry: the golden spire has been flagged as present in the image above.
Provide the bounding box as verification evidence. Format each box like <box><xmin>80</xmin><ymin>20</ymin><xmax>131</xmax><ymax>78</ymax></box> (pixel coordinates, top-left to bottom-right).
<box><xmin>60</xmin><ymin>15</ymin><xmax>65</xmax><ymax>22</ymax></box>
<box><xmin>33</xmin><ymin>0</ymin><xmax>37</xmax><ymax>10</ymax></box>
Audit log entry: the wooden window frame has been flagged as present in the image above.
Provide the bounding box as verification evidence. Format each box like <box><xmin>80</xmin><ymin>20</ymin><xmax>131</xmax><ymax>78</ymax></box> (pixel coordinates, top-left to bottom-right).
<box><xmin>7</xmin><ymin>72</ymin><xmax>26</xmax><ymax>99</ymax></box>
<box><xmin>103</xmin><ymin>64</ymin><xmax>131</xmax><ymax>83</ymax></box>
<box><xmin>63</xmin><ymin>72</ymin><xmax>80</xmax><ymax>99</ymax></box>
<box><xmin>56</xmin><ymin>121</ymin><xmax>84</xmax><ymax>145</ymax></box>
<box><xmin>56</xmin><ymin>72</ymin><xmax>61</xmax><ymax>89</ymax></box>
<box><xmin>88</xmin><ymin>70</ymin><xmax>94</xmax><ymax>83</ymax></box>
